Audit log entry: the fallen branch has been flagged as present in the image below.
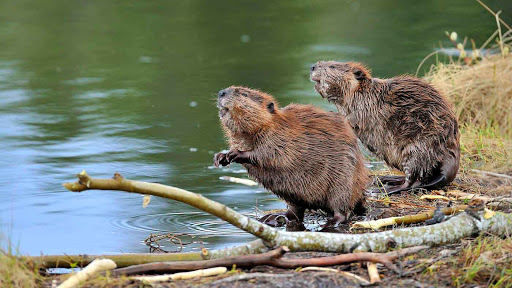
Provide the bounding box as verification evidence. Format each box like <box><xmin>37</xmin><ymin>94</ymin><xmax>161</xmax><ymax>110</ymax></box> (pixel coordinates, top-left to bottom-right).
<box><xmin>113</xmin><ymin>246</ymin><xmax>427</xmax><ymax>276</ymax></box>
<box><xmin>133</xmin><ymin>267</ymin><xmax>227</xmax><ymax>284</ymax></box>
<box><xmin>351</xmin><ymin>205</ymin><xmax>467</xmax><ymax>230</ymax></box>
<box><xmin>29</xmin><ymin>240</ymin><xmax>268</xmax><ymax>268</ymax></box>
<box><xmin>37</xmin><ymin>171</ymin><xmax>512</xmax><ymax>269</ymax></box>
<box><xmin>57</xmin><ymin>259</ymin><xmax>116</xmax><ymax>288</ymax></box>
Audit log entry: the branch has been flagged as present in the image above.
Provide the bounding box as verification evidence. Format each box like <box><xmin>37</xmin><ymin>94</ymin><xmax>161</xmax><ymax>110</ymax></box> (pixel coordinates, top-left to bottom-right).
<box><xmin>57</xmin><ymin>259</ymin><xmax>116</xmax><ymax>288</ymax></box>
<box><xmin>133</xmin><ymin>267</ymin><xmax>227</xmax><ymax>284</ymax></box>
<box><xmin>351</xmin><ymin>205</ymin><xmax>467</xmax><ymax>230</ymax></box>
<box><xmin>113</xmin><ymin>246</ymin><xmax>428</xmax><ymax>276</ymax></box>
<box><xmin>28</xmin><ymin>240</ymin><xmax>267</xmax><ymax>268</ymax></box>
<box><xmin>48</xmin><ymin>171</ymin><xmax>512</xmax><ymax>269</ymax></box>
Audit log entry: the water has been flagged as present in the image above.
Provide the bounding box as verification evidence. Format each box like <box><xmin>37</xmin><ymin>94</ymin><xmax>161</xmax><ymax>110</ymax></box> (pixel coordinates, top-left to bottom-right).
<box><xmin>0</xmin><ymin>0</ymin><xmax>510</xmax><ymax>255</ymax></box>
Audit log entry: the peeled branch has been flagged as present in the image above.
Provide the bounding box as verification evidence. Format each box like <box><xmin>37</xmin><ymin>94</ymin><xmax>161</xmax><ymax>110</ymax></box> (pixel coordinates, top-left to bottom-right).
<box><xmin>351</xmin><ymin>205</ymin><xmax>467</xmax><ymax>230</ymax></box>
<box><xmin>133</xmin><ymin>267</ymin><xmax>227</xmax><ymax>284</ymax></box>
<box><xmin>57</xmin><ymin>259</ymin><xmax>116</xmax><ymax>288</ymax></box>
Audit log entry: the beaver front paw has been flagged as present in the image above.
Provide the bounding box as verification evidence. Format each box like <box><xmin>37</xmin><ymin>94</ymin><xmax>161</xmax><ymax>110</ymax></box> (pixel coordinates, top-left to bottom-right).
<box><xmin>226</xmin><ymin>150</ymin><xmax>254</xmax><ymax>164</ymax></box>
<box><xmin>213</xmin><ymin>152</ymin><xmax>230</xmax><ymax>167</ymax></box>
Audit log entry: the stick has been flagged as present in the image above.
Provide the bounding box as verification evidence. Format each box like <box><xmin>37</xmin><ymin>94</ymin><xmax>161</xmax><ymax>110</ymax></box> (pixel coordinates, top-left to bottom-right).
<box><xmin>368</xmin><ymin>198</ymin><xmax>435</xmax><ymax>209</ymax></box>
<box><xmin>114</xmin><ymin>246</ymin><xmax>428</xmax><ymax>276</ymax></box>
<box><xmin>476</xmin><ymin>0</ymin><xmax>512</xmax><ymax>31</ymax></box>
<box><xmin>30</xmin><ymin>239</ymin><xmax>268</xmax><ymax>268</ymax></box>
<box><xmin>470</xmin><ymin>169</ymin><xmax>512</xmax><ymax>181</ymax></box>
<box><xmin>367</xmin><ymin>262</ymin><xmax>381</xmax><ymax>284</ymax></box>
<box><xmin>351</xmin><ymin>205</ymin><xmax>467</xmax><ymax>230</ymax></box>
<box><xmin>133</xmin><ymin>267</ymin><xmax>227</xmax><ymax>284</ymax></box>
<box><xmin>57</xmin><ymin>259</ymin><xmax>116</xmax><ymax>288</ymax></box>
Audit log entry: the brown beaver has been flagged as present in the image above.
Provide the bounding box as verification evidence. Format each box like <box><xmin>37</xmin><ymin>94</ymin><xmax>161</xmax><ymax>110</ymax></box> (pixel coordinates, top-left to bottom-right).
<box><xmin>213</xmin><ymin>86</ymin><xmax>368</xmax><ymax>228</ymax></box>
<box><xmin>310</xmin><ymin>61</ymin><xmax>460</xmax><ymax>194</ymax></box>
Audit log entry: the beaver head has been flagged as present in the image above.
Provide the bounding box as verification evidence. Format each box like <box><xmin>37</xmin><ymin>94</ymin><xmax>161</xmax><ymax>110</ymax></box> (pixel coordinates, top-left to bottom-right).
<box><xmin>217</xmin><ymin>86</ymin><xmax>278</xmax><ymax>134</ymax></box>
<box><xmin>310</xmin><ymin>61</ymin><xmax>371</xmax><ymax>104</ymax></box>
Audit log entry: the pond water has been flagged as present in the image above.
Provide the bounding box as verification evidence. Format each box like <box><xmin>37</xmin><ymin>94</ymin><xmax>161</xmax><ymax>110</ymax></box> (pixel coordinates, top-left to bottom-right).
<box><xmin>0</xmin><ymin>0</ymin><xmax>510</xmax><ymax>255</ymax></box>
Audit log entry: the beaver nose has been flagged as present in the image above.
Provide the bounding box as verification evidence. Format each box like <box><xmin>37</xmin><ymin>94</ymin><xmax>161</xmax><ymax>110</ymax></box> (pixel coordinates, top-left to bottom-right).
<box><xmin>218</xmin><ymin>89</ymin><xmax>227</xmax><ymax>98</ymax></box>
<box><xmin>310</xmin><ymin>64</ymin><xmax>317</xmax><ymax>72</ymax></box>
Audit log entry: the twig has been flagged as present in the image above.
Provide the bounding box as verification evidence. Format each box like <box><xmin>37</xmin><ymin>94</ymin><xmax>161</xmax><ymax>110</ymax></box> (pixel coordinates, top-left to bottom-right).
<box><xmin>476</xmin><ymin>0</ymin><xmax>511</xmax><ymax>31</ymax></box>
<box><xmin>352</xmin><ymin>205</ymin><xmax>467</xmax><ymax>230</ymax></box>
<box><xmin>368</xmin><ymin>198</ymin><xmax>436</xmax><ymax>209</ymax></box>
<box><xmin>219</xmin><ymin>176</ymin><xmax>258</xmax><ymax>186</ymax></box>
<box><xmin>57</xmin><ymin>259</ymin><xmax>116</xmax><ymax>288</ymax></box>
<box><xmin>114</xmin><ymin>246</ymin><xmax>428</xmax><ymax>276</ymax></box>
<box><xmin>470</xmin><ymin>169</ymin><xmax>512</xmax><ymax>181</ymax></box>
<box><xmin>367</xmin><ymin>262</ymin><xmax>381</xmax><ymax>284</ymax></box>
<box><xmin>133</xmin><ymin>267</ymin><xmax>227</xmax><ymax>284</ymax></box>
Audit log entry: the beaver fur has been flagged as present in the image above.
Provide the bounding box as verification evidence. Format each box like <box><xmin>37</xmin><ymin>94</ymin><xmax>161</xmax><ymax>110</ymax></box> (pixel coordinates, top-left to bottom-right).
<box><xmin>214</xmin><ymin>86</ymin><xmax>368</xmax><ymax>226</ymax></box>
<box><xmin>310</xmin><ymin>61</ymin><xmax>460</xmax><ymax>194</ymax></box>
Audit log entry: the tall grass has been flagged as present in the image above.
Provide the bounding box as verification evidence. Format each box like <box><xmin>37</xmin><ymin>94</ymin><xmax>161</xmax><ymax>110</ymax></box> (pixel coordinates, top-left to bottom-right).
<box><xmin>422</xmin><ymin>6</ymin><xmax>512</xmax><ymax>172</ymax></box>
<box><xmin>0</xmin><ymin>249</ymin><xmax>42</xmax><ymax>288</ymax></box>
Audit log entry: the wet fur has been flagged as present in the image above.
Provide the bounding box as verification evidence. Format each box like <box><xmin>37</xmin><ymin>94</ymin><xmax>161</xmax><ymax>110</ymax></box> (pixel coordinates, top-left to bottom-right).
<box><xmin>217</xmin><ymin>86</ymin><xmax>368</xmax><ymax>221</ymax></box>
<box><xmin>311</xmin><ymin>62</ymin><xmax>460</xmax><ymax>192</ymax></box>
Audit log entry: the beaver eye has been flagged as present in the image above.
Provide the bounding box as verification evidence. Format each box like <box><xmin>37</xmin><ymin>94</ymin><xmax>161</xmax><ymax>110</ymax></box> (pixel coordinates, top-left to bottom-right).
<box><xmin>241</xmin><ymin>93</ymin><xmax>248</xmax><ymax>97</ymax></box>
<box><xmin>329</xmin><ymin>65</ymin><xmax>335</xmax><ymax>69</ymax></box>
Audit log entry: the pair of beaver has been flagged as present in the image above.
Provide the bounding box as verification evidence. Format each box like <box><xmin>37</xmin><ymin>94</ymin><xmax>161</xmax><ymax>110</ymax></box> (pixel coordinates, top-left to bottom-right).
<box><xmin>214</xmin><ymin>61</ymin><xmax>460</xmax><ymax>229</ymax></box>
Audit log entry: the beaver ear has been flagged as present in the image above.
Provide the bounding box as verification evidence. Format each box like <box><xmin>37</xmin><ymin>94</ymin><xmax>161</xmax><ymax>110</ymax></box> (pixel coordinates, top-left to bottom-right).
<box><xmin>267</xmin><ymin>102</ymin><xmax>275</xmax><ymax>113</ymax></box>
<box><xmin>353</xmin><ymin>69</ymin><xmax>366</xmax><ymax>81</ymax></box>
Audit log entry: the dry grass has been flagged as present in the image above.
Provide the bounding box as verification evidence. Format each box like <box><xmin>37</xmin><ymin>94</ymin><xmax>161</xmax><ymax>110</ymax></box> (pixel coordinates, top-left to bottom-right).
<box><xmin>0</xmin><ymin>250</ymin><xmax>42</xmax><ymax>288</ymax></box>
<box><xmin>422</xmin><ymin>13</ymin><xmax>512</xmax><ymax>173</ymax></box>
<box><xmin>426</xmin><ymin>55</ymin><xmax>512</xmax><ymax>137</ymax></box>
<box><xmin>421</xmin><ymin>235</ymin><xmax>512</xmax><ymax>288</ymax></box>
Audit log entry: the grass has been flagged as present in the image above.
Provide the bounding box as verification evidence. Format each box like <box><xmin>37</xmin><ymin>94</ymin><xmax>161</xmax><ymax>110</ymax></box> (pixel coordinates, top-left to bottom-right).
<box><xmin>0</xmin><ymin>250</ymin><xmax>42</xmax><ymax>288</ymax></box>
<box><xmin>453</xmin><ymin>235</ymin><xmax>512</xmax><ymax>287</ymax></box>
<box><xmin>422</xmin><ymin>14</ymin><xmax>512</xmax><ymax>174</ymax></box>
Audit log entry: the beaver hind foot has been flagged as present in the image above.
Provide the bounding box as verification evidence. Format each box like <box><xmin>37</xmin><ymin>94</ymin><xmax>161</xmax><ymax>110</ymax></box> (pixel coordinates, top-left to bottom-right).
<box><xmin>376</xmin><ymin>173</ymin><xmax>448</xmax><ymax>195</ymax></box>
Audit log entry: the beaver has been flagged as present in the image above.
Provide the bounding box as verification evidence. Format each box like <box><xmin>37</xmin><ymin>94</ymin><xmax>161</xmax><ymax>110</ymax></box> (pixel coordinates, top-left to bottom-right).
<box><xmin>213</xmin><ymin>86</ymin><xmax>368</xmax><ymax>228</ymax></box>
<box><xmin>310</xmin><ymin>61</ymin><xmax>460</xmax><ymax>194</ymax></box>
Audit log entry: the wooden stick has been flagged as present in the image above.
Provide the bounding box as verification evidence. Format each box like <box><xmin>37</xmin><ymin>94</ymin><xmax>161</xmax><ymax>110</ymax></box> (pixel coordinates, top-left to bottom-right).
<box><xmin>367</xmin><ymin>262</ymin><xmax>381</xmax><ymax>284</ymax></box>
<box><xmin>133</xmin><ymin>267</ymin><xmax>227</xmax><ymax>284</ymax></box>
<box><xmin>470</xmin><ymin>169</ymin><xmax>512</xmax><ymax>181</ymax></box>
<box><xmin>352</xmin><ymin>205</ymin><xmax>467</xmax><ymax>230</ymax></box>
<box><xmin>368</xmin><ymin>198</ymin><xmax>436</xmax><ymax>209</ymax></box>
<box><xmin>57</xmin><ymin>259</ymin><xmax>116</xmax><ymax>288</ymax></box>
<box><xmin>113</xmin><ymin>246</ymin><xmax>428</xmax><ymax>276</ymax></box>
<box><xmin>476</xmin><ymin>0</ymin><xmax>512</xmax><ymax>31</ymax></box>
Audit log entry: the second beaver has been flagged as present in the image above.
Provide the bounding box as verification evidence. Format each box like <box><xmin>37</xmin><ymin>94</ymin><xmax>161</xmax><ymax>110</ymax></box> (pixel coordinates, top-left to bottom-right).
<box><xmin>310</xmin><ymin>61</ymin><xmax>460</xmax><ymax>194</ymax></box>
<box><xmin>214</xmin><ymin>86</ymin><xmax>368</xmax><ymax>228</ymax></box>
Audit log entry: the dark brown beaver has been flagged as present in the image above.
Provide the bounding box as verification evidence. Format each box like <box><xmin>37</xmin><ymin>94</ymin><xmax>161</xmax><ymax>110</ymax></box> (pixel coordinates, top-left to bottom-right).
<box><xmin>310</xmin><ymin>61</ymin><xmax>460</xmax><ymax>194</ymax></box>
<box><xmin>213</xmin><ymin>86</ymin><xmax>368</xmax><ymax>227</ymax></box>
